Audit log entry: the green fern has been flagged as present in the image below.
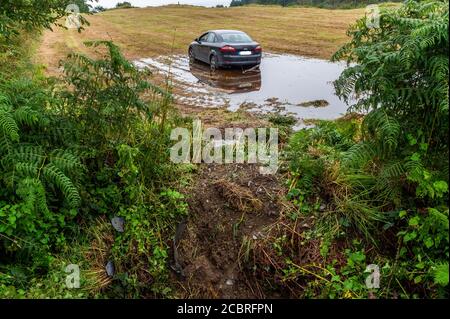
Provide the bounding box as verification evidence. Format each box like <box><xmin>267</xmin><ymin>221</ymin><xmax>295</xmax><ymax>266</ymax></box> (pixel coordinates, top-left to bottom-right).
<box><xmin>363</xmin><ymin>109</ymin><xmax>401</xmax><ymax>154</ymax></box>
<box><xmin>15</xmin><ymin>162</ymin><xmax>39</xmax><ymax>177</ymax></box>
<box><xmin>433</xmin><ymin>262</ymin><xmax>449</xmax><ymax>286</ymax></box>
<box><xmin>49</xmin><ymin>149</ymin><xmax>84</xmax><ymax>174</ymax></box>
<box><xmin>43</xmin><ymin>163</ymin><xmax>81</xmax><ymax>207</ymax></box>
<box><xmin>343</xmin><ymin>141</ymin><xmax>376</xmax><ymax>167</ymax></box>
<box><xmin>16</xmin><ymin>177</ymin><xmax>50</xmax><ymax>216</ymax></box>
<box><xmin>0</xmin><ymin>107</ymin><xmax>19</xmax><ymax>142</ymax></box>
<box><xmin>0</xmin><ymin>133</ymin><xmax>13</xmax><ymax>156</ymax></box>
<box><xmin>1</xmin><ymin>85</ymin><xmax>84</xmax><ymax>215</ymax></box>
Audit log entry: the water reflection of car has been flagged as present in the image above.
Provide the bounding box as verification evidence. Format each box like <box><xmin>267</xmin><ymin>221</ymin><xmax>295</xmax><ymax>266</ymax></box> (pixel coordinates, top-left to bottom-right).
<box><xmin>189</xmin><ymin>60</ymin><xmax>261</xmax><ymax>93</ymax></box>
<box><xmin>188</xmin><ymin>30</ymin><xmax>262</xmax><ymax>71</ymax></box>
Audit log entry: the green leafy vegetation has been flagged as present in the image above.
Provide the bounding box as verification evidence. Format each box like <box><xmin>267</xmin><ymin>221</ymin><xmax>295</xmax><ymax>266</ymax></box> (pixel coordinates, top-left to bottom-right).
<box><xmin>0</xmin><ymin>1</ymin><xmax>91</xmax><ymax>40</ymax></box>
<box><xmin>0</xmin><ymin>0</ymin><xmax>448</xmax><ymax>300</ymax></box>
<box><xmin>0</xmin><ymin>1</ymin><xmax>189</xmax><ymax>298</ymax></box>
<box><xmin>115</xmin><ymin>2</ymin><xmax>134</xmax><ymax>9</ymax></box>
<box><xmin>258</xmin><ymin>0</ymin><xmax>448</xmax><ymax>298</ymax></box>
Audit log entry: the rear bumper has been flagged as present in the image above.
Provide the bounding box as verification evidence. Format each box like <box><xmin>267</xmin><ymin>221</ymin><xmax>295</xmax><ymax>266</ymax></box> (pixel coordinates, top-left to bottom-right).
<box><xmin>218</xmin><ymin>54</ymin><xmax>261</xmax><ymax>66</ymax></box>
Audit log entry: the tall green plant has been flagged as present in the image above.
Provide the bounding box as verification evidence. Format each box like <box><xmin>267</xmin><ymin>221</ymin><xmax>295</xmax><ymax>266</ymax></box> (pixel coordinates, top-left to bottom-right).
<box><xmin>332</xmin><ymin>0</ymin><xmax>449</xmax><ymax>206</ymax></box>
<box><xmin>326</xmin><ymin>0</ymin><xmax>448</xmax><ymax>296</ymax></box>
<box><xmin>60</xmin><ymin>41</ymin><xmax>171</xmax><ymax>152</ymax></box>
<box><xmin>0</xmin><ymin>78</ymin><xmax>84</xmax><ymax>252</ymax></box>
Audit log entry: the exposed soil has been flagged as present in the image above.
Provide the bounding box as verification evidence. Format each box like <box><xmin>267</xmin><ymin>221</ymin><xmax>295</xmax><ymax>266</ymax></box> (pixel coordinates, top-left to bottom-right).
<box><xmin>173</xmin><ymin>163</ymin><xmax>287</xmax><ymax>298</ymax></box>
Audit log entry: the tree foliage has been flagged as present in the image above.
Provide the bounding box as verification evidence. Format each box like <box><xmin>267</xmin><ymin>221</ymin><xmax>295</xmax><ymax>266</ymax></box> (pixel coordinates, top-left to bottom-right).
<box><xmin>230</xmin><ymin>0</ymin><xmax>402</xmax><ymax>8</ymax></box>
<box><xmin>0</xmin><ymin>0</ymin><xmax>91</xmax><ymax>39</ymax></box>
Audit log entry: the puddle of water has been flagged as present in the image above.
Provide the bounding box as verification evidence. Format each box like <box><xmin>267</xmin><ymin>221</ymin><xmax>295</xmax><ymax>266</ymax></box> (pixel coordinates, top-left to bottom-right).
<box><xmin>134</xmin><ymin>53</ymin><xmax>352</xmax><ymax>122</ymax></box>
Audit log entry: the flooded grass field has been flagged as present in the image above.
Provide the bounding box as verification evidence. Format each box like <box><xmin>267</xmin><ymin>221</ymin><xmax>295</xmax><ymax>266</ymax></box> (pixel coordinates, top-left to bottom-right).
<box><xmin>134</xmin><ymin>53</ymin><xmax>353</xmax><ymax>123</ymax></box>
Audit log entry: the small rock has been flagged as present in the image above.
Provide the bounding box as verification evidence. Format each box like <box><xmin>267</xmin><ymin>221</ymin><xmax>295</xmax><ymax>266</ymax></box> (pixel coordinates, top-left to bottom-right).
<box><xmin>105</xmin><ymin>260</ymin><xmax>115</xmax><ymax>277</ymax></box>
<box><xmin>252</xmin><ymin>235</ymin><xmax>258</xmax><ymax>240</ymax></box>
<box><xmin>111</xmin><ymin>216</ymin><xmax>125</xmax><ymax>232</ymax></box>
<box><xmin>319</xmin><ymin>204</ymin><xmax>326</xmax><ymax>211</ymax></box>
<box><xmin>225</xmin><ymin>279</ymin><xmax>234</xmax><ymax>286</ymax></box>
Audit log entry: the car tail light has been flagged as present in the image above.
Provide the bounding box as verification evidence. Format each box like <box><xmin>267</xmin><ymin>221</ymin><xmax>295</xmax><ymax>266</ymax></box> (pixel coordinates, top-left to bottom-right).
<box><xmin>220</xmin><ymin>45</ymin><xmax>236</xmax><ymax>53</ymax></box>
<box><xmin>254</xmin><ymin>45</ymin><xmax>262</xmax><ymax>52</ymax></box>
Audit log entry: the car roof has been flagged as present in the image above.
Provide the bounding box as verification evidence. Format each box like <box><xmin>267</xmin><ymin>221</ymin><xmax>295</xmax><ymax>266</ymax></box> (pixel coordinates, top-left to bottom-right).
<box><xmin>208</xmin><ymin>30</ymin><xmax>246</xmax><ymax>34</ymax></box>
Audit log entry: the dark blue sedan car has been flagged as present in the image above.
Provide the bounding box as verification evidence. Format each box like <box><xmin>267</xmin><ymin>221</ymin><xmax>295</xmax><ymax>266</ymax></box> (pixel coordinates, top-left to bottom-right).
<box><xmin>188</xmin><ymin>30</ymin><xmax>262</xmax><ymax>70</ymax></box>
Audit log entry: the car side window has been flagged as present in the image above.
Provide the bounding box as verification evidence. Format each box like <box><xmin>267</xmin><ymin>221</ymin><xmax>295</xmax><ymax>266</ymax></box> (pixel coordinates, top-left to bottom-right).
<box><xmin>199</xmin><ymin>33</ymin><xmax>209</xmax><ymax>42</ymax></box>
<box><xmin>206</xmin><ymin>33</ymin><xmax>216</xmax><ymax>43</ymax></box>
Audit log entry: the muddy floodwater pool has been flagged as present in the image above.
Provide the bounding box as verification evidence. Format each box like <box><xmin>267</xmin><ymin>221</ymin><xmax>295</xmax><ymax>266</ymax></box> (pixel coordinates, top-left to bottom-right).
<box><xmin>134</xmin><ymin>53</ymin><xmax>353</xmax><ymax>124</ymax></box>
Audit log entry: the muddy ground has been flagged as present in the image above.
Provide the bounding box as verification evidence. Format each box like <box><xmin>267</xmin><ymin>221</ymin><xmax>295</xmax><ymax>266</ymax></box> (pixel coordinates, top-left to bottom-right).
<box><xmin>165</xmin><ymin>90</ymin><xmax>288</xmax><ymax>298</ymax></box>
<box><xmin>172</xmin><ymin>163</ymin><xmax>287</xmax><ymax>298</ymax></box>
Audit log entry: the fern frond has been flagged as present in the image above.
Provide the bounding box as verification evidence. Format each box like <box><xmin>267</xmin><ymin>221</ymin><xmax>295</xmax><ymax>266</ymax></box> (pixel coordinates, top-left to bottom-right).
<box><xmin>1</xmin><ymin>144</ymin><xmax>45</xmax><ymax>169</ymax></box>
<box><xmin>13</xmin><ymin>105</ymin><xmax>49</xmax><ymax>127</ymax></box>
<box><xmin>0</xmin><ymin>107</ymin><xmax>19</xmax><ymax>142</ymax></box>
<box><xmin>12</xmin><ymin>145</ymin><xmax>45</xmax><ymax>163</ymax></box>
<box><xmin>379</xmin><ymin>161</ymin><xmax>405</xmax><ymax>180</ymax></box>
<box><xmin>49</xmin><ymin>149</ymin><xmax>84</xmax><ymax>174</ymax></box>
<box><xmin>375</xmin><ymin>161</ymin><xmax>405</xmax><ymax>204</ymax></box>
<box><xmin>43</xmin><ymin>163</ymin><xmax>81</xmax><ymax>207</ymax></box>
<box><xmin>0</xmin><ymin>133</ymin><xmax>13</xmax><ymax>156</ymax></box>
<box><xmin>15</xmin><ymin>162</ymin><xmax>39</xmax><ymax>177</ymax></box>
<box><xmin>343</xmin><ymin>141</ymin><xmax>376</xmax><ymax>168</ymax></box>
<box><xmin>363</xmin><ymin>108</ymin><xmax>401</xmax><ymax>154</ymax></box>
<box><xmin>16</xmin><ymin>177</ymin><xmax>50</xmax><ymax>215</ymax></box>
<box><xmin>433</xmin><ymin>262</ymin><xmax>449</xmax><ymax>286</ymax></box>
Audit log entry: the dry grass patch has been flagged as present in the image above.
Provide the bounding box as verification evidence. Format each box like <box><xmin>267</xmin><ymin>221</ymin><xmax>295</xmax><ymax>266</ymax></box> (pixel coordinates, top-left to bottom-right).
<box><xmin>36</xmin><ymin>5</ymin><xmax>363</xmax><ymax>74</ymax></box>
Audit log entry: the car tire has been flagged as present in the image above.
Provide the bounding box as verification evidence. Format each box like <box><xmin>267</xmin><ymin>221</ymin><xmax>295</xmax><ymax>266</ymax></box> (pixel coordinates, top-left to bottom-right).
<box><xmin>210</xmin><ymin>55</ymin><xmax>218</xmax><ymax>71</ymax></box>
<box><xmin>189</xmin><ymin>48</ymin><xmax>195</xmax><ymax>63</ymax></box>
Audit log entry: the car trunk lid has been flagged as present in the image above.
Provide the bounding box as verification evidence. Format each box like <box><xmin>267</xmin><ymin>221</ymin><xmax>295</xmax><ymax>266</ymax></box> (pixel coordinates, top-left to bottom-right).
<box><xmin>221</xmin><ymin>42</ymin><xmax>260</xmax><ymax>56</ymax></box>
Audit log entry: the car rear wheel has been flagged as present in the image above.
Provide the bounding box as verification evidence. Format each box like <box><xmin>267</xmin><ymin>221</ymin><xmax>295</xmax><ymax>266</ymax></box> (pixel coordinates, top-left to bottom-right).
<box><xmin>210</xmin><ymin>55</ymin><xmax>218</xmax><ymax>71</ymax></box>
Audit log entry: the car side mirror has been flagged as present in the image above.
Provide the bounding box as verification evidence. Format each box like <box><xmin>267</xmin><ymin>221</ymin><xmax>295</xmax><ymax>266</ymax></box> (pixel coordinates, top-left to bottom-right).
<box><xmin>195</xmin><ymin>38</ymin><xmax>200</xmax><ymax>43</ymax></box>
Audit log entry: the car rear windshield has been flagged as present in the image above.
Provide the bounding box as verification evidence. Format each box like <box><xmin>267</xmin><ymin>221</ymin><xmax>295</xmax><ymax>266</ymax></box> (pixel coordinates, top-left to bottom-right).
<box><xmin>220</xmin><ymin>33</ymin><xmax>253</xmax><ymax>43</ymax></box>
